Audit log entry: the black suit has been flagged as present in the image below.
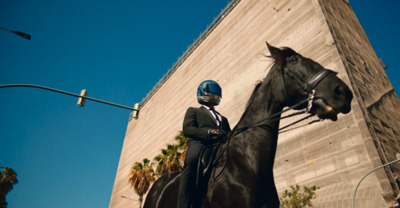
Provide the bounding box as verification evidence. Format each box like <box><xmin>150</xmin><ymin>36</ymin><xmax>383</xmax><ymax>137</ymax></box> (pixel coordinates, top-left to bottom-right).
<box><xmin>178</xmin><ymin>106</ymin><xmax>231</xmax><ymax>208</ymax></box>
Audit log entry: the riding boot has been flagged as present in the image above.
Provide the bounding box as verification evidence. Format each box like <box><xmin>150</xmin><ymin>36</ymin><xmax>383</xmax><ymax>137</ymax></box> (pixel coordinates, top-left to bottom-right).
<box><xmin>178</xmin><ymin>140</ymin><xmax>205</xmax><ymax>208</ymax></box>
<box><xmin>177</xmin><ymin>158</ymin><xmax>198</xmax><ymax>208</ymax></box>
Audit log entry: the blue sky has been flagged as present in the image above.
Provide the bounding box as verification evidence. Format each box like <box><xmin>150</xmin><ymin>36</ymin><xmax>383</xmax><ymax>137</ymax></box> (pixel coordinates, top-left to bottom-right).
<box><xmin>0</xmin><ymin>1</ymin><xmax>398</xmax><ymax>207</ymax></box>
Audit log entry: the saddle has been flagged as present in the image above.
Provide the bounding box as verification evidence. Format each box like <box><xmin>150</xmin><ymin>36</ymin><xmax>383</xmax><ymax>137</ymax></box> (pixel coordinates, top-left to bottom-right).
<box><xmin>195</xmin><ymin>142</ymin><xmax>222</xmax><ymax>187</ymax></box>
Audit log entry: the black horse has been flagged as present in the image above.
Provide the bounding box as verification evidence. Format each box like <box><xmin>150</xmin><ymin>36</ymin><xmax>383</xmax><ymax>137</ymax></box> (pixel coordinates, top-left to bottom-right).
<box><xmin>144</xmin><ymin>42</ymin><xmax>353</xmax><ymax>208</ymax></box>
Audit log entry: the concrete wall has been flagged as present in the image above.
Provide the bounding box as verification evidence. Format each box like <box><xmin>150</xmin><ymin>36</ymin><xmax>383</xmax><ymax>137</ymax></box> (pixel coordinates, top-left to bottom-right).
<box><xmin>109</xmin><ymin>0</ymin><xmax>400</xmax><ymax>207</ymax></box>
<box><xmin>318</xmin><ymin>0</ymin><xmax>400</xmax><ymax>203</ymax></box>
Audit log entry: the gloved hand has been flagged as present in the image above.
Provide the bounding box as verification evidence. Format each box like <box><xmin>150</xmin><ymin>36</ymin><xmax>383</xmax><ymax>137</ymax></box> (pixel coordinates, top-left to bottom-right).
<box><xmin>209</xmin><ymin>129</ymin><xmax>229</xmax><ymax>142</ymax></box>
<box><xmin>209</xmin><ymin>129</ymin><xmax>220</xmax><ymax>140</ymax></box>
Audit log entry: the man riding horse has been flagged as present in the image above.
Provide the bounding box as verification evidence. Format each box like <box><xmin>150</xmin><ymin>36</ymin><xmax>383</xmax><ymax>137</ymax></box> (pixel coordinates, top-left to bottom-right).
<box><xmin>177</xmin><ymin>80</ymin><xmax>231</xmax><ymax>208</ymax></box>
<box><xmin>144</xmin><ymin>43</ymin><xmax>353</xmax><ymax>208</ymax></box>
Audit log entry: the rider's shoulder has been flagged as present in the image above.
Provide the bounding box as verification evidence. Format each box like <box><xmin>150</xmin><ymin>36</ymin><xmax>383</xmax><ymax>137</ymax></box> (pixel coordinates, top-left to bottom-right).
<box><xmin>185</xmin><ymin>106</ymin><xmax>205</xmax><ymax>114</ymax></box>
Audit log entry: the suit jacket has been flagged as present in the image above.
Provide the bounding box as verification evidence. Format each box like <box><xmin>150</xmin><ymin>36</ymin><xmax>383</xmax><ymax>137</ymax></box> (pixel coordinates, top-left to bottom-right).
<box><xmin>182</xmin><ymin>106</ymin><xmax>231</xmax><ymax>142</ymax></box>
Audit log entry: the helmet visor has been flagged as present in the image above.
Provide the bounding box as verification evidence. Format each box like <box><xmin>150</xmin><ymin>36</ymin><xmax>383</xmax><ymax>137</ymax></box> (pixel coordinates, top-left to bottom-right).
<box><xmin>203</xmin><ymin>83</ymin><xmax>222</xmax><ymax>97</ymax></box>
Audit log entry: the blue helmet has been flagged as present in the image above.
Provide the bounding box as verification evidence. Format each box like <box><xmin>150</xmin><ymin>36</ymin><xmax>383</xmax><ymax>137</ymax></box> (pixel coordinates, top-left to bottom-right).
<box><xmin>197</xmin><ymin>80</ymin><xmax>222</xmax><ymax>105</ymax></box>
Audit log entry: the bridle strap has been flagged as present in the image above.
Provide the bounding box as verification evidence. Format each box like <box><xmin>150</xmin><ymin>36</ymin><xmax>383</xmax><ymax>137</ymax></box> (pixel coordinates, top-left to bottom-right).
<box><xmin>279</xmin><ymin>116</ymin><xmax>322</xmax><ymax>133</ymax></box>
<box><xmin>227</xmin><ymin>68</ymin><xmax>336</xmax><ymax>136</ymax></box>
<box><xmin>284</xmin><ymin>68</ymin><xmax>337</xmax><ymax>94</ymax></box>
<box><xmin>305</xmin><ymin>69</ymin><xmax>337</xmax><ymax>93</ymax></box>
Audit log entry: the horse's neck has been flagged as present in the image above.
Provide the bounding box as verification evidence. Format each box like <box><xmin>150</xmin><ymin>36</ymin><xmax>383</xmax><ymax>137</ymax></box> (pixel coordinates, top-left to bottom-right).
<box><xmin>237</xmin><ymin>77</ymin><xmax>285</xmax><ymax>131</ymax></box>
<box><xmin>232</xmin><ymin>73</ymin><xmax>286</xmax><ymax>171</ymax></box>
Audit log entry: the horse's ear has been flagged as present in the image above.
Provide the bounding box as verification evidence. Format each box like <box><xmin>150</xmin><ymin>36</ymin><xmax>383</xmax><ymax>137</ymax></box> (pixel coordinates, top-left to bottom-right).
<box><xmin>266</xmin><ymin>42</ymin><xmax>281</xmax><ymax>58</ymax></box>
<box><xmin>266</xmin><ymin>42</ymin><xmax>283</xmax><ymax>67</ymax></box>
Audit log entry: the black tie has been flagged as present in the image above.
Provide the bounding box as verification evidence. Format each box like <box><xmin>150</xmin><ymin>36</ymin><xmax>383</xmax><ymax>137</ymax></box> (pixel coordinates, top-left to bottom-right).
<box><xmin>210</xmin><ymin>108</ymin><xmax>221</xmax><ymax>126</ymax></box>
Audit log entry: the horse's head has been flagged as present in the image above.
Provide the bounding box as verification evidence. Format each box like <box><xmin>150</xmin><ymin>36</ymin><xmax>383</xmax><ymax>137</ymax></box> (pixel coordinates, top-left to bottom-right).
<box><xmin>267</xmin><ymin>42</ymin><xmax>353</xmax><ymax>121</ymax></box>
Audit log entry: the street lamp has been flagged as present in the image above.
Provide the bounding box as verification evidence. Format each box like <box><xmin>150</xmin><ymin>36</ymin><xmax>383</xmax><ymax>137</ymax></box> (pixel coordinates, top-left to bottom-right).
<box><xmin>0</xmin><ymin>84</ymin><xmax>140</xmax><ymax>118</ymax></box>
<box><xmin>0</xmin><ymin>26</ymin><xmax>31</xmax><ymax>40</ymax></box>
<box><xmin>352</xmin><ymin>153</ymin><xmax>400</xmax><ymax>208</ymax></box>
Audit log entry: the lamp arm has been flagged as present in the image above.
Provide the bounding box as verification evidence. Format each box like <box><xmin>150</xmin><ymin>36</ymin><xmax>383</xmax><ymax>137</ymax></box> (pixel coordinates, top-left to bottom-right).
<box><xmin>0</xmin><ymin>84</ymin><xmax>137</xmax><ymax>111</ymax></box>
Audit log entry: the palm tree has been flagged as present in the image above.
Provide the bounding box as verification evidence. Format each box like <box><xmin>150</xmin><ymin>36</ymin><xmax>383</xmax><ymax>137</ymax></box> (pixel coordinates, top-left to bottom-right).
<box><xmin>174</xmin><ymin>131</ymin><xmax>191</xmax><ymax>166</ymax></box>
<box><xmin>0</xmin><ymin>167</ymin><xmax>18</xmax><ymax>208</ymax></box>
<box><xmin>153</xmin><ymin>131</ymin><xmax>191</xmax><ymax>176</ymax></box>
<box><xmin>154</xmin><ymin>143</ymin><xmax>182</xmax><ymax>176</ymax></box>
<box><xmin>165</xmin><ymin>144</ymin><xmax>182</xmax><ymax>172</ymax></box>
<box><xmin>154</xmin><ymin>148</ymin><xmax>169</xmax><ymax>176</ymax></box>
<box><xmin>128</xmin><ymin>159</ymin><xmax>155</xmax><ymax>208</ymax></box>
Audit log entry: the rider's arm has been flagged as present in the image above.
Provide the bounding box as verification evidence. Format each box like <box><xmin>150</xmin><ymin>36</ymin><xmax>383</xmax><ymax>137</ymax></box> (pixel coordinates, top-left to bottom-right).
<box><xmin>182</xmin><ymin>107</ymin><xmax>211</xmax><ymax>140</ymax></box>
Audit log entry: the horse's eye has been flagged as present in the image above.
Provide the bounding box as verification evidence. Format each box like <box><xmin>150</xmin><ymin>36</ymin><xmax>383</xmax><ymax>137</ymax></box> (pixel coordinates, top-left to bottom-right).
<box><xmin>291</xmin><ymin>57</ymin><xmax>298</xmax><ymax>63</ymax></box>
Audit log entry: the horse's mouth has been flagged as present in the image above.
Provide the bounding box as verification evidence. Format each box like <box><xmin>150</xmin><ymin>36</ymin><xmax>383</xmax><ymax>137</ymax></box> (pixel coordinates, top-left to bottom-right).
<box><xmin>312</xmin><ymin>99</ymin><xmax>339</xmax><ymax>121</ymax></box>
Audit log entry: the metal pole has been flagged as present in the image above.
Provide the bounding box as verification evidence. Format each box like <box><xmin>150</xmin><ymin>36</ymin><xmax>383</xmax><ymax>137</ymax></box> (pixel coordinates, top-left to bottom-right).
<box><xmin>0</xmin><ymin>26</ymin><xmax>13</xmax><ymax>32</ymax></box>
<box><xmin>0</xmin><ymin>84</ymin><xmax>138</xmax><ymax>111</ymax></box>
<box><xmin>352</xmin><ymin>153</ymin><xmax>400</xmax><ymax>208</ymax></box>
<box><xmin>0</xmin><ymin>26</ymin><xmax>31</xmax><ymax>40</ymax></box>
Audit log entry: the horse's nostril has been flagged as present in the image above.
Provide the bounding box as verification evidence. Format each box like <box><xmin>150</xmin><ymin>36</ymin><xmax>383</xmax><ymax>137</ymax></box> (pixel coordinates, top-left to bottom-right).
<box><xmin>334</xmin><ymin>85</ymin><xmax>353</xmax><ymax>104</ymax></box>
<box><xmin>335</xmin><ymin>85</ymin><xmax>352</xmax><ymax>98</ymax></box>
<box><xmin>335</xmin><ymin>85</ymin><xmax>344</xmax><ymax>96</ymax></box>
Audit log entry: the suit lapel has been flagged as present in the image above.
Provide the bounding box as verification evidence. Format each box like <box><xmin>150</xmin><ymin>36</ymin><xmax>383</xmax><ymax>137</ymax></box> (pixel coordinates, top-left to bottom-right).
<box><xmin>200</xmin><ymin>106</ymin><xmax>218</xmax><ymax>126</ymax></box>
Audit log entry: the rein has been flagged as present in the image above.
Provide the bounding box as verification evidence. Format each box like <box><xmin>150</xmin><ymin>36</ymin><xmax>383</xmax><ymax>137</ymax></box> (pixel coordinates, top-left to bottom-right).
<box><xmin>229</xmin><ymin>93</ymin><xmax>311</xmax><ymax>135</ymax></box>
<box><xmin>227</xmin><ymin>68</ymin><xmax>336</xmax><ymax>135</ymax></box>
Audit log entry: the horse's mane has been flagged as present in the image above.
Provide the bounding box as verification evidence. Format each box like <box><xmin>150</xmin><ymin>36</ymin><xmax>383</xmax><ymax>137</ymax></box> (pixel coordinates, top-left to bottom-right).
<box><xmin>234</xmin><ymin>47</ymin><xmax>296</xmax><ymax>129</ymax></box>
<box><xmin>245</xmin><ymin>81</ymin><xmax>262</xmax><ymax>108</ymax></box>
<box><xmin>232</xmin><ymin>82</ymin><xmax>263</xmax><ymax>130</ymax></box>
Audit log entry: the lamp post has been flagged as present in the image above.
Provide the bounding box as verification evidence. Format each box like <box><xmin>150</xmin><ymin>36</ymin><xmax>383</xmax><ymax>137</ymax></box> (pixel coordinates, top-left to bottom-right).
<box><xmin>352</xmin><ymin>153</ymin><xmax>400</xmax><ymax>208</ymax></box>
<box><xmin>0</xmin><ymin>84</ymin><xmax>140</xmax><ymax>117</ymax></box>
<box><xmin>0</xmin><ymin>26</ymin><xmax>31</xmax><ymax>40</ymax></box>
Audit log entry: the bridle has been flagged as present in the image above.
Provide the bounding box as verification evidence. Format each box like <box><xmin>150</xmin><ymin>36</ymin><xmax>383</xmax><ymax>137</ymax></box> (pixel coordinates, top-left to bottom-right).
<box><xmin>228</xmin><ymin>66</ymin><xmax>337</xmax><ymax>135</ymax></box>
<box><xmin>277</xmin><ymin>67</ymin><xmax>336</xmax><ymax>132</ymax></box>
<box><xmin>283</xmin><ymin>67</ymin><xmax>336</xmax><ymax>96</ymax></box>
